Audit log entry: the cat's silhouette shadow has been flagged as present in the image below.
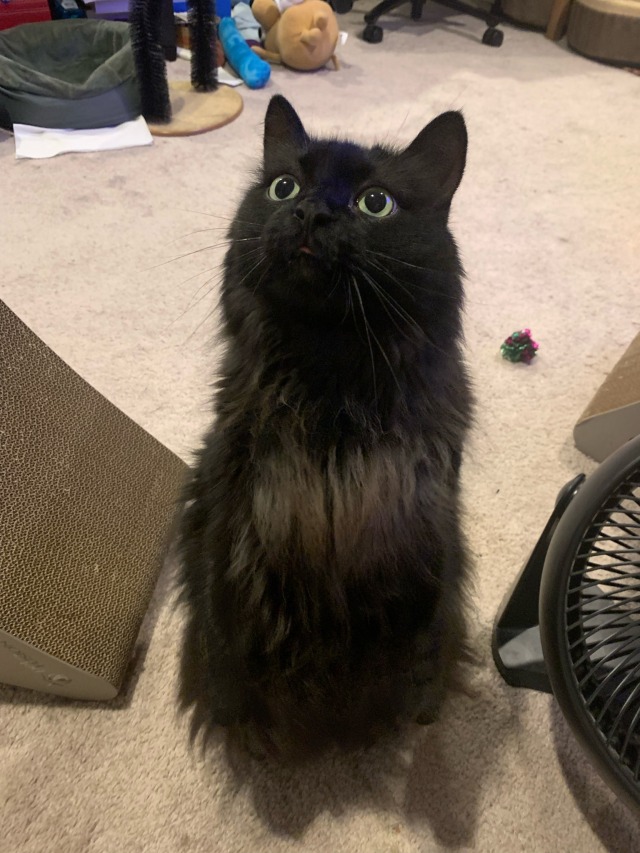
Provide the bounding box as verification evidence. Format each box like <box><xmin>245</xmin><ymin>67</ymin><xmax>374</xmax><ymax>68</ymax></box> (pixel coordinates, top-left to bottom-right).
<box><xmin>207</xmin><ymin>662</ymin><xmax>639</xmax><ymax>849</ymax></box>
<box><xmin>200</xmin><ymin>638</ymin><xmax>523</xmax><ymax>847</ymax></box>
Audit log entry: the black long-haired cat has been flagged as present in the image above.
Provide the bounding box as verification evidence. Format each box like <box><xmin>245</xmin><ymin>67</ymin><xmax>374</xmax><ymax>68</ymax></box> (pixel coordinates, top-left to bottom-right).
<box><xmin>179</xmin><ymin>96</ymin><xmax>473</xmax><ymax>760</ymax></box>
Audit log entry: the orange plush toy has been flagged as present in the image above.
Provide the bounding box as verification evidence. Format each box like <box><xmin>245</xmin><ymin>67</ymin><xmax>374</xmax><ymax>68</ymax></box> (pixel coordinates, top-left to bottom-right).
<box><xmin>251</xmin><ymin>0</ymin><xmax>340</xmax><ymax>71</ymax></box>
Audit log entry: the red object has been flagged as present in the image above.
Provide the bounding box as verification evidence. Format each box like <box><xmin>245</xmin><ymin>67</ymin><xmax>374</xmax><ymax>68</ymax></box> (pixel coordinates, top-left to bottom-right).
<box><xmin>0</xmin><ymin>0</ymin><xmax>52</xmax><ymax>30</ymax></box>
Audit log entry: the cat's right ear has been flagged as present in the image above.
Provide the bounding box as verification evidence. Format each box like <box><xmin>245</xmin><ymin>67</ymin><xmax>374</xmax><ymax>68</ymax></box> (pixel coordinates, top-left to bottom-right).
<box><xmin>263</xmin><ymin>96</ymin><xmax>309</xmax><ymax>175</ymax></box>
<box><xmin>399</xmin><ymin>111</ymin><xmax>467</xmax><ymax>209</ymax></box>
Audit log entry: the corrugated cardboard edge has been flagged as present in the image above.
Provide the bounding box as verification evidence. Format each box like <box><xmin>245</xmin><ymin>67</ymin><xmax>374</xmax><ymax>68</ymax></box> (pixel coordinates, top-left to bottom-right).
<box><xmin>574</xmin><ymin>331</ymin><xmax>640</xmax><ymax>462</ymax></box>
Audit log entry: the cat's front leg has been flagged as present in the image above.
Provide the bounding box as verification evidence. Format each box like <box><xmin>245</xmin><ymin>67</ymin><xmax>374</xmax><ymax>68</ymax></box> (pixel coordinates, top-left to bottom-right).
<box><xmin>409</xmin><ymin>607</ymin><xmax>463</xmax><ymax>726</ymax></box>
<box><xmin>414</xmin><ymin>671</ymin><xmax>446</xmax><ymax>726</ymax></box>
<box><xmin>180</xmin><ymin>613</ymin><xmax>256</xmax><ymax>728</ymax></box>
<box><xmin>410</xmin><ymin>644</ymin><xmax>447</xmax><ymax>726</ymax></box>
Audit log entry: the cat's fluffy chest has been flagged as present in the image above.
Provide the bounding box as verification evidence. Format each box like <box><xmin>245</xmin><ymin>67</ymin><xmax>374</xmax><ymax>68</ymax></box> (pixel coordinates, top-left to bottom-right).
<box><xmin>221</xmin><ymin>391</ymin><xmax>452</xmax><ymax>581</ymax></box>
<box><xmin>250</xmin><ymin>436</ymin><xmax>414</xmax><ymax>570</ymax></box>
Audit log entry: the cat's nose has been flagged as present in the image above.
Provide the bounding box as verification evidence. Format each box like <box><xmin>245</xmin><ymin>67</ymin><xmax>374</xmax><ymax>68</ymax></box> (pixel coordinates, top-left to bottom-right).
<box><xmin>293</xmin><ymin>200</ymin><xmax>331</xmax><ymax>229</ymax></box>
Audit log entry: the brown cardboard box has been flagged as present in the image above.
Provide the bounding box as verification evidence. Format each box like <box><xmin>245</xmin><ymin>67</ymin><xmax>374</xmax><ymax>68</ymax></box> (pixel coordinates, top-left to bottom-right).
<box><xmin>574</xmin><ymin>331</ymin><xmax>640</xmax><ymax>461</ymax></box>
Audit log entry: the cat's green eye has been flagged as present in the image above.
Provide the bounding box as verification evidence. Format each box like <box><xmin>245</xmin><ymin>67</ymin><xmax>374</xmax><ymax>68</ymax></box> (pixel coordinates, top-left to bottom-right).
<box><xmin>356</xmin><ymin>188</ymin><xmax>396</xmax><ymax>218</ymax></box>
<box><xmin>268</xmin><ymin>175</ymin><xmax>301</xmax><ymax>202</ymax></box>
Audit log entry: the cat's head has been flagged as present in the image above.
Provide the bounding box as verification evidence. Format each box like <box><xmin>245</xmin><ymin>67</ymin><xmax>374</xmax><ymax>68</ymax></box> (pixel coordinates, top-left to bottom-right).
<box><xmin>228</xmin><ymin>96</ymin><xmax>467</xmax><ymax>333</ymax></box>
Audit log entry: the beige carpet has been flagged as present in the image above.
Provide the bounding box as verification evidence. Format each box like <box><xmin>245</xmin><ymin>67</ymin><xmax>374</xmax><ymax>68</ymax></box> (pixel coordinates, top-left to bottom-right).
<box><xmin>2</xmin><ymin>4</ymin><xmax>640</xmax><ymax>851</ymax></box>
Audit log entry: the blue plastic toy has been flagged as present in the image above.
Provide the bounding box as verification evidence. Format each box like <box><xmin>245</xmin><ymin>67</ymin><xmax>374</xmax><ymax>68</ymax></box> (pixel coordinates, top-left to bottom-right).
<box><xmin>218</xmin><ymin>16</ymin><xmax>270</xmax><ymax>89</ymax></box>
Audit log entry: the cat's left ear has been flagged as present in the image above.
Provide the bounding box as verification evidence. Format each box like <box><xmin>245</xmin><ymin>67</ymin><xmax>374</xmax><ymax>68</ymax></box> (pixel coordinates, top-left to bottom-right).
<box><xmin>263</xmin><ymin>96</ymin><xmax>309</xmax><ymax>176</ymax></box>
<box><xmin>399</xmin><ymin>111</ymin><xmax>467</xmax><ymax>208</ymax></box>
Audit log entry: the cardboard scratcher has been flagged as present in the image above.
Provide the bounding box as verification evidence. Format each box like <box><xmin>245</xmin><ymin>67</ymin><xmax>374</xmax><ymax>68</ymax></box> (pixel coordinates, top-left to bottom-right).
<box><xmin>574</xmin><ymin>331</ymin><xmax>640</xmax><ymax>462</ymax></box>
<box><xmin>0</xmin><ymin>300</ymin><xmax>187</xmax><ymax>700</ymax></box>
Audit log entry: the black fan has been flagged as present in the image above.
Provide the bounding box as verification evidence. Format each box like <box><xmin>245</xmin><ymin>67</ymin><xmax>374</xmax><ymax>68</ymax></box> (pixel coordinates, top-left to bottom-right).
<box><xmin>494</xmin><ymin>433</ymin><xmax>640</xmax><ymax>813</ymax></box>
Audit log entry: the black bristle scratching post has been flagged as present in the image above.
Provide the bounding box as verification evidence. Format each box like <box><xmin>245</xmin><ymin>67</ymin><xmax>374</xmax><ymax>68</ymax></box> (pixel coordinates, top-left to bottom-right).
<box><xmin>130</xmin><ymin>0</ymin><xmax>172</xmax><ymax>123</ymax></box>
<box><xmin>188</xmin><ymin>0</ymin><xmax>218</xmax><ymax>92</ymax></box>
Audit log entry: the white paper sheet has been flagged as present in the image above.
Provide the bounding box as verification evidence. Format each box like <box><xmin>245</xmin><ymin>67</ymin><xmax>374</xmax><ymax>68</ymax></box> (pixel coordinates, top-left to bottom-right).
<box><xmin>176</xmin><ymin>48</ymin><xmax>244</xmax><ymax>87</ymax></box>
<box><xmin>13</xmin><ymin>115</ymin><xmax>154</xmax><ymax>160</ymax></box>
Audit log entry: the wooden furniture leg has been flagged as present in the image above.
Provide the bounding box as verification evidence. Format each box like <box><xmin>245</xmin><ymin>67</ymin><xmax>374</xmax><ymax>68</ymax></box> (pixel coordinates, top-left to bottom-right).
<box><xmin>546</xmin><ymin>0</ymin><xmax>573</xmax><ymax>40</ymax></box>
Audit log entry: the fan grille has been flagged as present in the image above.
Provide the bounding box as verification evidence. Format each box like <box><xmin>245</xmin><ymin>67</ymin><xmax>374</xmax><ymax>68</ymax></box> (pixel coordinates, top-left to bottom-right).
<box><xmin>567</xmin><ymin>470</ymin><xmax>640</xmax><ymax>783</ymax></box>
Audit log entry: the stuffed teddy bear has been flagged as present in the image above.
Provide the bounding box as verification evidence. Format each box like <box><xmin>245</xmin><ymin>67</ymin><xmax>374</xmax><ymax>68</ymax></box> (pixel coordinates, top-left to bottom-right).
<box><xmin>251</xmin><ymin>0</ymin><xmax>340</xmax><ymax>71</ymax></box>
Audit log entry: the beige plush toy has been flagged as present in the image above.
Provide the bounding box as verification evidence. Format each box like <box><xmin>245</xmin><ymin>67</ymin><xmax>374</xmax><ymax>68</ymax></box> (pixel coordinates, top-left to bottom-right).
<box><xmin>251</xmin><ymin>0</ymin><xmax>340</xmax><ymax>71</ymax></box>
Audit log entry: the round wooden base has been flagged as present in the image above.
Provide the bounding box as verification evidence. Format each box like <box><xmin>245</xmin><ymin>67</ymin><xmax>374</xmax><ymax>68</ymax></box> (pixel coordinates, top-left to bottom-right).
<box><xmin>148</xmin><ymin>82</ymin><xmax>243</xmax><ymax>137</ymax></box>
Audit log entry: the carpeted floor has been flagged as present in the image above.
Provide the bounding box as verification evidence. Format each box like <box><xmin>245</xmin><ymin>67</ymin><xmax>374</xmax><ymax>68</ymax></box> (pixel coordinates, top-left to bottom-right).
<box><xmin>2</xmin><ymin>4</ymin><xmax>640</xmax><ymax>851</ymax></box>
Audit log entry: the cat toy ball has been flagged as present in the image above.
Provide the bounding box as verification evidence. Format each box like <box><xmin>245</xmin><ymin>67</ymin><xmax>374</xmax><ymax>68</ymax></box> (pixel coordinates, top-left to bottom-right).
<box><xmin>501</xmin><ymin>329</ymin><xmax>539</xmax><ymax>364</ymax></box>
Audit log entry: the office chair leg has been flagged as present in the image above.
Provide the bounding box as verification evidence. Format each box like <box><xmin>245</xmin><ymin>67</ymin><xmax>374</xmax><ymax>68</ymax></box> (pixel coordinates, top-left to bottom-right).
<box><xmin>482</xmin><ymin>25</ymin><xmax>503</xmax><ymax>45</ymax></box>
<box><xmin>482</xmin><ymin>0</ymin><xmax>504</xmax><ymax>45</ymax></box>
<box><xmin>362</xmin><ymin>0</ymin><xmax>505</xmax><ymax>45</ymax></box>
<box><xmin>363</xmin><ymin>0</ymin><xmax>401</xmax><ymax>41</ymax></box>
<box><xmin>330</xmin><ymin>0</ymin><xmax>354</xmax><ymax>13</ymax></box>
<box><xmin>364</xmin><ymin>0</ymin><xmax>403</xmax><ymax>25</ymax></box>
<box><xmin>363</xmin><ymin>22</ymin><xmax>384</xmax><ymax>41</ymax></box>
<box><xmin>363</xmin><ymin>0</ymin><xmax>418</xmax><ymax>41</ymax></box>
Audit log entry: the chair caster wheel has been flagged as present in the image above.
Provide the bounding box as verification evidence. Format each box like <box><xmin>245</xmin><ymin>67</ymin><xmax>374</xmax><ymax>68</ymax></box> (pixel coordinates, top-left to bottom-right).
<box><xmin>363</xmin><ymin>23</ymin><xmax>383</xmax><ymax>43</ymax></box>
<box><xmin>482</xmin><ymin>27</ymin><xmax>504</xmax><ymax>46</ymax></box>
<box><xmin>331</xmin><ymin>0</ymin><xmax>353</xmax><ymax>12</ymax></box>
